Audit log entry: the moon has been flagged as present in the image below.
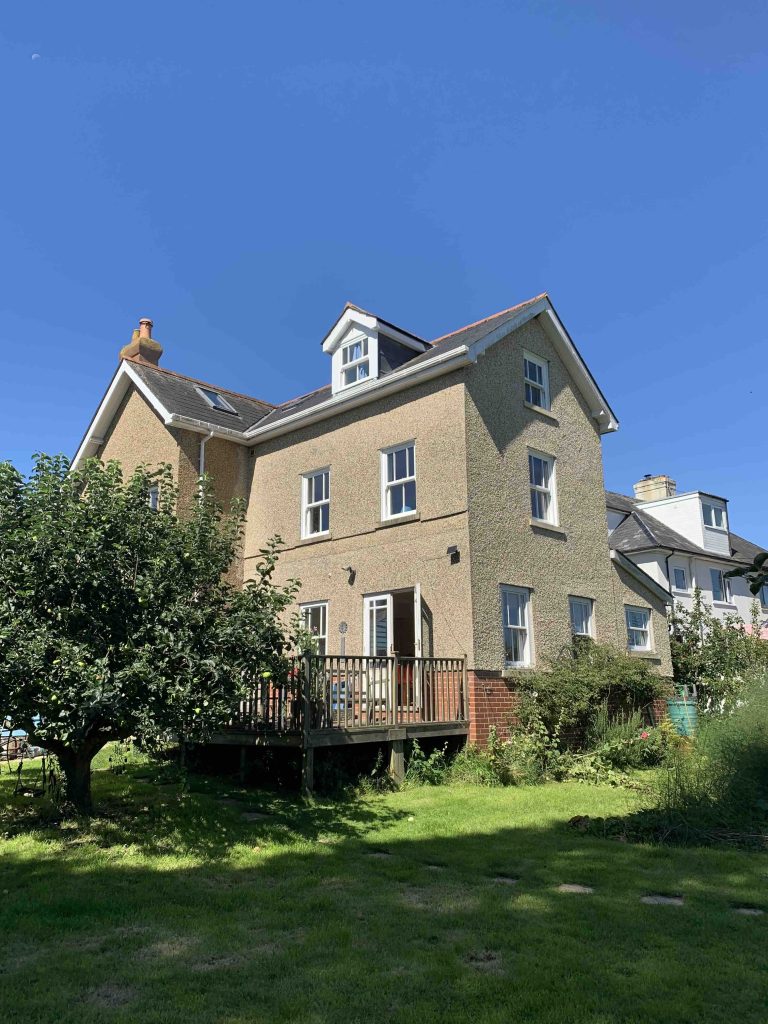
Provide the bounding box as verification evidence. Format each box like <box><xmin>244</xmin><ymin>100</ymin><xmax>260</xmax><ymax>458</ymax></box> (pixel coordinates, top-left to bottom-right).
<box><xmin>31</xmin><ymin>53</ymin><xmax>41</xmax><ymax>60</ymax></box>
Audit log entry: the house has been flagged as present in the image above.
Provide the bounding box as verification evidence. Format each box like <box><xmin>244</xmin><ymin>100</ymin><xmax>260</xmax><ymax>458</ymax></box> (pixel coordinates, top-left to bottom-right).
<box><xmin>607</xmin><ymin>475</ymin><xmax>768</xmax><ymax>634</ymax></box>
<box><xmin>72</xmin><ymin>296</ymin><xmax>673</xmax><ymax>778</ymax></box>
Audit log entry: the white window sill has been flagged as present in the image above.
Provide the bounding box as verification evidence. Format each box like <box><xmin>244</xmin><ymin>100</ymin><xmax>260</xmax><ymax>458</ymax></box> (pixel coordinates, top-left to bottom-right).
<box><xmin>529</xmin><ymin>518</ymin><xmax>566</xmax><ymax>538</ymax></box>
<box><xmin>523</xmin><ymin>401</ymin><xmax>558</xmax><ymax>424</ymax></box>
<box><xmin>376</xmin><ymin>511</ymin><xmax>420</xmax><ymax>530</ymax></box>
<box><xmin>298</xmin><ymin>532</ymin><xmax>332</xmax><ymax>546</ymax></box>
<box><xmin>628</xmin><ymin>649</ymin><xmax>658</xmax><ymax>659</ymax></box>
<box><xmin>712</xmin><ymin>602</ymin><xmax>738</xmax><ymax>610</ymax></box>
<box><xmin>672</xmin><ymin>589</ymin><xmax>690</xmax><ymax>596</ymax></box>
<box><xmin>502</xmin><ymin>665</ymin><xmax>535</xmax><ymax>677</ymax></box>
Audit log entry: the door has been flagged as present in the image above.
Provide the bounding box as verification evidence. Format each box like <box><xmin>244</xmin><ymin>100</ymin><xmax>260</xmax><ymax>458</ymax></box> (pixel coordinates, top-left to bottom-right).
<box><xmin>363</xmin><ymin>594</ymin><xmax>393</xmax><ymax>719</ymax></box>
<box><xmin>412</xmin><ymin>585</ymin><xmax>433</xmax><ymax>711</ymax></box>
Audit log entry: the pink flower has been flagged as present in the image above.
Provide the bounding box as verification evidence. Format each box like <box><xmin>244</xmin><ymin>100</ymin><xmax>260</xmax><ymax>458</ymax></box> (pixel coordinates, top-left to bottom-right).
<box><xmin>640</xmin><ymin>731</ymin><xmax>649</xmax><ymax>740</ymax></box>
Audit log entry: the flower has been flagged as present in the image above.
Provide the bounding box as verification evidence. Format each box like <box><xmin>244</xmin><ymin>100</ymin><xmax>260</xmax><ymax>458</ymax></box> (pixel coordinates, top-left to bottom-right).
<box><xmin>640</xmin><ymin>731</ymin><xmax>649</xmax><ymax>740</ymax></box>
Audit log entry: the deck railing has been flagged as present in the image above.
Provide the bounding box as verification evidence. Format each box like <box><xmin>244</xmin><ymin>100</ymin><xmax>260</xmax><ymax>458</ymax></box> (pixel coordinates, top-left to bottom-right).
<box><xmin>230</xmin><ymin>654</ymin><xmax>467</xmax><ymax>735</ymax></box>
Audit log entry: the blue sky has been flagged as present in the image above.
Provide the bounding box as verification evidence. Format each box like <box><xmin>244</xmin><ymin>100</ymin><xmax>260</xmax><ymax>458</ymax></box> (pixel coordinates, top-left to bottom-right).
<box><xmin>1</xmin><ymin>1</ymin><xmax>766</xmax><ymax>542</ymax></box>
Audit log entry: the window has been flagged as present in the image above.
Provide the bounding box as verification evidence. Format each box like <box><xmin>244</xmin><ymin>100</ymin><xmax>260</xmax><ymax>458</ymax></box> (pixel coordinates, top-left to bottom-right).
<box><xmin>529</xmin><ymin>451</ymin><xmax>556</xmax><ymax>524</ymax></box>
<box><xmin>341</xmin><ymin>337</ymin><xmax>370</xmax><ymax>387</ymax></box>
<box><xmin>301</xmin><ymin>602</ymin><xmax>328</xmax><ymax>655</ymax></box>
<box><xmin>625</xmin><ymin>606</ymin><xmax>651</xmax><ymax>651</ymax></box>
<box><xmin>148</xmin><ymin>485</ymin><xmax>159</xmax><ymax>511</ymax></box>
<box><xmin>524</xmin><ymin>352</ymin><xmax>550</xmax><ymax>410</ymax></box>
<box><xmin>569</xmin><ymin>596</ymin><xmax>593</xmax><ymax>637</ymax></box>
<box><xmin>382</xmin><ymin>443</ymin><xmax>416</xmax><ymax>519</ymax></box>
<box><xmin>501</xmin><ymin>586</ymin><xmax>532</xmax><ymax>667</ymax></box>
<box><xmin>301</xmin><ymin>470</ymin><xmax>330</xmax><ymax>538</ymax></box>
<box><xmin>761</xmin><ymin>585</ymin><xmax>768</xmax><ymax>608</ymax></box>
<box><xmin>673</xmin><ymin>567</ymin><xmax>688</xmax><ymax>591</ymax></box>
<box><xmin>195</xmin><ymin>386</ymin><xmax>237</xmax><ymax>414</ymax></box>
<box><xmin>703</xmin><ymin>502</ymin><xmax>727</xmax><ymax>531</ymax></box>
<box><xmin>710</xmin><ymin>567</ymin><xmax>731</xmax><ymax>603</ymax></box>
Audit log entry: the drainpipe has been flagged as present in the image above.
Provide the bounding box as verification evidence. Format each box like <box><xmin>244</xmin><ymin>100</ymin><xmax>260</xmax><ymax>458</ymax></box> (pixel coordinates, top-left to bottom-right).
<box><xmin>198</xmin><ymin>431</ymin><xmax>214</xmax><ymax>494</ymax></box>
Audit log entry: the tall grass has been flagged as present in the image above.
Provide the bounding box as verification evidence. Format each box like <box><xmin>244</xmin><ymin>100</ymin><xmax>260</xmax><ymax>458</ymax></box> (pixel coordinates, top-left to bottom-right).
<box><xmin>660</xmin><ymin>673</ymin><xmax>768</xmax><ymax>836</ymax></box>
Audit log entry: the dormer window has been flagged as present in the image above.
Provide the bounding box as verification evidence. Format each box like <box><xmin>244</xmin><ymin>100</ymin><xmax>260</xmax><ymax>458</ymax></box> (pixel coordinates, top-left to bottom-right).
<box><xmin>702</xmin><ymin>502</ymin><xmax>727</xmax><ymax>531</ymax></box>
<box><xmin>341</xmin><ymin>338</ymin><xmax>370</xmax><ymax>387</ymax></box>
<box><xmin>196</xmin><ymin>386</ymin><xmax>237</xmax><ymax>414</ymax></box>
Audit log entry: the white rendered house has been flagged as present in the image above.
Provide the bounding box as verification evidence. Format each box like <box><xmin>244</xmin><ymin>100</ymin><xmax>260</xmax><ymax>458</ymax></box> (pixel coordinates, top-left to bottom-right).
<box><xmin>607</xmin><ymin>474</ymin><xmax>768</xmax><ymax>635</ymax></box>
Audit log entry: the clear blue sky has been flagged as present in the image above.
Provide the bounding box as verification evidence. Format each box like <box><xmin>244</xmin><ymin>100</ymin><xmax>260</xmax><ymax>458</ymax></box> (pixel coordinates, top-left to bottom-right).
<box><xmin>1</xmin><ymin>1</ymin><xmax>766</xmax><ymax>543</ymax></box>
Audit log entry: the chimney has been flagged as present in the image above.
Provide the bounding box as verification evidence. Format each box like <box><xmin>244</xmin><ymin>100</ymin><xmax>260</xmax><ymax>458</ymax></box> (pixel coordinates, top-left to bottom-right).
<box><xmin>633</xmin><ymin>474</ymin><xmax>676</xmax><ymax>503</ymax></box>
<box><xmin>119</xmin><ymin>317</ymin><xmax>163</xmax><ymax>366</ymax></box>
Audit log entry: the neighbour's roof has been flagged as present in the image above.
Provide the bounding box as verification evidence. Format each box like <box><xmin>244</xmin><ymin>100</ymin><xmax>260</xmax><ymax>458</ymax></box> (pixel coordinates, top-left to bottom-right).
<box><xmin>605</xmin><ymin>490</ymin><xmax>765</xmax><ymax>565</ymax></box>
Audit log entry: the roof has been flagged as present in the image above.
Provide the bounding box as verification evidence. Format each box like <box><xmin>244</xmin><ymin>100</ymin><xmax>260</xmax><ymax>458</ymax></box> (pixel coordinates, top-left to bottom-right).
<box><xmin>129</xmin><ymin>362</ymin><xmax>274</xmax><ymax>432</ymax></box>
<box><xmin>606</xmin><ymin>491</ymin><xmax>765</xmax><ymax>565</ymax></box>
<box><xmin>74</xmin><ymin>294</ymin><xmax>617</xmax><ymax>467</ymax></box>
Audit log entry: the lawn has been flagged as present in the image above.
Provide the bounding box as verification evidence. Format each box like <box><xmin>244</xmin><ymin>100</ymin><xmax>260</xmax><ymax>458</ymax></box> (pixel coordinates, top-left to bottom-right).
<box><xmin>1</xmin><ymin>758</ymin><xmax>766</xmax><ymax>1024</ymax></box>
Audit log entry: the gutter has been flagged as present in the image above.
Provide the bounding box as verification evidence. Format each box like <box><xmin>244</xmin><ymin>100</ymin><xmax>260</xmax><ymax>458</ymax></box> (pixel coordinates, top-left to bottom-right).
<box><xmin>244</xmin><ymin>345</ymin><xmax>471</xmax><ymax>443</ymax></box>
<box><xmin>610</xmin><ymin>549</ymin><xmax>672</xmax><ymax>605</ymax></box>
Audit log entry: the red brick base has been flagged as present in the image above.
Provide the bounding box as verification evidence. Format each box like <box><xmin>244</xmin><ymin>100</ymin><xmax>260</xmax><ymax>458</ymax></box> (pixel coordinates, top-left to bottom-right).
<box><xmin>467</xmin><ymin>671</ymin><xmax>521</xmax><ymax>746</ymax></box>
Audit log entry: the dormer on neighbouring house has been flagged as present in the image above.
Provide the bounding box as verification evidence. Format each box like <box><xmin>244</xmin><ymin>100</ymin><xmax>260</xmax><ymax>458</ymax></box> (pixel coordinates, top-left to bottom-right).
<box><xmin>631</xmin><ymin>475</ymin><xmax>731</xmax><ymax>557</ymax></box>
<box><xmin>321</xmin><ymin>304</ymin><xmax>430</xmax><ymax>396</ymax></box>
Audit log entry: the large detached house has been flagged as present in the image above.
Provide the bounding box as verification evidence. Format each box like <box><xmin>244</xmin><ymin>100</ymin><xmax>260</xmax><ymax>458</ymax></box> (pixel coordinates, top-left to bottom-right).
<box><xmin>73</xmin><ymin>295</ymin><xmax>672</xmax><ymax>762</ymax></box>
<box><xmin>607</xmin><ymin>475</ymin><xmax>768</xmax><ymax>635</ymax></box>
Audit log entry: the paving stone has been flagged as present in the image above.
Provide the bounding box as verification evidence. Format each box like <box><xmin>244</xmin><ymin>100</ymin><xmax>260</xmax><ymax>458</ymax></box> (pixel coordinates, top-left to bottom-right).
<box><xmin>640</xmin><ymin>894</ymin><xmax>684</xmax><ymax>906</ymax></box>
<box><xmin>733</xmin><ymin>906</ymin><xmax>764</xmax><ymax>916</ymax></box>
<box><xmin>367</xmin><ymin>850</ymin><xmax>392</xmax><ymax>859</ymax></box>
<box><xmin>557</xmin><ymin>883</ymin><xmax>594</xmax><ymax>894</ymax></box>
<box><xmin>241</xmin><ymin>811</ymin><xmax>270</xmax><ymax>822</ymax></box>
<box><xmin>493</xmin><ymin>876</ymin><xmax>519</xmax><ymax>886</ymax></box>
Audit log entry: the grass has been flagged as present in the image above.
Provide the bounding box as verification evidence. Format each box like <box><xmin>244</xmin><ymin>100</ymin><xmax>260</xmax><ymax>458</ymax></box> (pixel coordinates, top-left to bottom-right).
<box><xmin>0</xmin><ymin>757</ymin><xmax>766</xmax><ymax>1024</ymax></box>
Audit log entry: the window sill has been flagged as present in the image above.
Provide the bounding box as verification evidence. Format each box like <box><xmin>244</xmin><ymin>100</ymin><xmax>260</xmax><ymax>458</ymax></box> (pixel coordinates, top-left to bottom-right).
<box><xmin>712</xmin><ymin>601</ymin><xmax>738</xmax><ymax>610</ymax></box>
<box><xmin>298</xmin><ymin>533</ymin><xmax>333</xmax><ymax>547</ymax></box>
<box><xmin>529</xmin><ymin>518</ymin><xmax>566</xmax><ymax>538</ymax></box>
<box><xmin>672</xmin><ymin>589</ymin><xmax>690</xmax><ymax>596</ymax></box>
<box><xmin>375</xmin><ymin>511</ymin><xmax>420</xmax><ymax>530</ymax></box>
<box><xmin>524</xmin><ymin>401</ymin><xmax>558</xmax><ymax>424</ymax></box>
<box><xmin>501</xmin><ymin>666</ymin><xmax>535</xmax><ymax>678</ymax></box>
<box><xmin>628</xmin><ymin>649</ymin><xmax>659</xmax><ymax>660</ymax></box>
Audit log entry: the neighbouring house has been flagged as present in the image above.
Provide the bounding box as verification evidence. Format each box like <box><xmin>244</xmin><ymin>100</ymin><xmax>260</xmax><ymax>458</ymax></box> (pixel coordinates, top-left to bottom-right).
<box><xmin>72</xmin><ymin>296</ymin><xmax>672</xmax><ymax>780</ymax></box>
<box><xmin>607</xmin><ymin>476</ymin><xmax>768</xmax><ymax>636</ymax></box>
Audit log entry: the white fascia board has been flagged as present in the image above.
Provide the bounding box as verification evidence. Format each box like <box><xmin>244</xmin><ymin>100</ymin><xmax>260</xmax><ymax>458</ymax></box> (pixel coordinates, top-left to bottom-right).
<box><xmin>166</xmin><ymin>414</ymin><xmax>251</xmax><ymax>443</ymax></box>
<box><xmin>245</xmin><ymin>345</ymin><xmax>471</xmax><ymax>443</ymax></box>
<box><xmin>322</xmin><ymin>309</ymin><xmax>378</xmax><ymax>353</ymax></box>
<box><xmin>378</xmin><ymin>324</ymin><xmax>429</xmax><ymax>353</ymax></box>
<box><xmin>122</xmin><ymin>362</ymin><xmax>174</xmax><ymax>423</ymax></box>
<box><xmin>611</xmin><ymin>549</ymin><xmax>672</xmax><ymax>604</ymax></box>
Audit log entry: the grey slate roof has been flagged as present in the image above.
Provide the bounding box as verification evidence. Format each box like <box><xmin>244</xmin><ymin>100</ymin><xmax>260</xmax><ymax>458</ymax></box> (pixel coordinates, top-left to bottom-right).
<box><xmin>605</xmin><ymin>490</ymin><xmax>765</xmax><ymax>565</ymax></box>
<box><xmin>130</xmin><ymin>362</ymin><xmax>274</xmax><ymax>432</ymax></box>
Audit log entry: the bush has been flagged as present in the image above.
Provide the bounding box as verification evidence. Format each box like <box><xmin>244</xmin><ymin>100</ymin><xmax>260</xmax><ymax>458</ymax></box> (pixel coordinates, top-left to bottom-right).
<box><xmin>658</xmin><ymin>672</ymin><xmax>768</xmax><ymax>836</ymax></box>
<box><xmin>403</xmin><ymin>741</ymin><xmax>450</xmax><ymax>786</ymax></box>
<box><xmin>513</xmin><ymin>640</ymin><xmax>665</xmax><ymax>737</ymax></box>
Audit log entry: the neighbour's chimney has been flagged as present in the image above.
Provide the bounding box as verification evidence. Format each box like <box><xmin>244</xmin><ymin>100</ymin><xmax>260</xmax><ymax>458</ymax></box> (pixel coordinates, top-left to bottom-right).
<box><xmin>119</xmin><ymin>317</ymin><xmax>163</xmax><ymax>366</ymax></box>
<box><xmin>633</xmin><ymin>474</ymin><xmax>676</xmax><ymax>503</ymax></box>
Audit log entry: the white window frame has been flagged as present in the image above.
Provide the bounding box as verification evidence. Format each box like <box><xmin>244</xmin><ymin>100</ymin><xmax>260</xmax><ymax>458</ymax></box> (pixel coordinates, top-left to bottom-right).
<box><xmin>569</xmin><ymin>596</ymin><xmax>593</xmax><ymax>638</ymax></box>
<box><xmin>194</xmin><ymin>386</ymin><xmax>238</xmax><ymax>414</ymax></box>
<box><xmin>523</xmin><ymin>351</ymin><xmax>550</xmax><ymax>410</ymax></box>
<box><xmin>702</xmin><ymin>502</ymin><xmax>727</xmax><ymax>532</ymax></box>
<box><xmin>672</xmin><ymin>566</ymin><xmax>688</xmax><ymax>592</ymax></box>
<box><xmin>625</xmin><ymin>605</ymin><xmax>652</xmax><ymax>652</ymax></box>
<box><xmin>301</xmin><ymin>601</ymin><xmax>328</xmax><ymax>656</ymax></box>
<box><xmin>760</xmin><ymin>584</ymin><xmax>768</xmax><ymax>609</ymax></box>
<box><xmin>501</xmin><ymin>585</ymin><xmax>533</xmax><ymax>667</ymax></box>
<box><xmin>301</xmin><ymin>469</ymin><xmax>330</xmax><ymax>539</ymax></box>
<box><xmin>340</xmin><ymin>336</ymin><xmax>370</xmax><ymax>389</ymax></box>
<box><xmin>363</xmin><ymin>593</ymin><xmax>393</xmax><ymax>657</ymax></box>
<box><xmin>528</xmin><ymin>450</ymin><xmax>558</xmax><ymax>525</ymax></box>
<box><xmin>710</xmin><ymin>567</ymin><xmax>731</xmax><ymax>604</ymax></box>
<box><xmin>380</xmin><ymin>442</ymin><xmax>417</xmax><ymax>521</ymax></box>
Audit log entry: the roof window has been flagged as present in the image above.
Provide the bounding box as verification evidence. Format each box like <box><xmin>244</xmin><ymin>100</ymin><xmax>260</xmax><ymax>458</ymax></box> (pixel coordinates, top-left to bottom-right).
<box><xmin>195</xmin><ymin>386</ymin><xmax>238</xmax><ymax>414</ymax></box>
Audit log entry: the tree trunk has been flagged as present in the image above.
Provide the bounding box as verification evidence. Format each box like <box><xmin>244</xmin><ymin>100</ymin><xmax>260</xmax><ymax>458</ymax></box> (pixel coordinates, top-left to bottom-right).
<box><xmin>57</xmin><ymin>748</ymin><xmax>96</xmax><ymax>816</ymax></box>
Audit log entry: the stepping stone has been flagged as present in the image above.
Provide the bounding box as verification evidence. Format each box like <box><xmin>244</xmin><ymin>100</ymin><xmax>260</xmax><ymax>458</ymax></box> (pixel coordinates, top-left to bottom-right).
<box><xmin>241</xmin><ymin>811</ymin><xmax>270</xmax><ymax>822</ymax></box>
<box><xmin>493</xmin><ymin>876</ymin><xmax>519</xmax><ymax>886</ymax></box>
<box><xmin>557</xmin><ymin>883</ymin><xmax>593</xmax><ymax>894</ymax></box>
<box><xmin>425</xmin><ymin>864</ymin><xmax>445</xmax><ymax>872</ymax></box>
<box><xmin>367</xmin><ymin>850</ymin><xmax>392</xmax><ymax>859</ymax></box>
<box><xmin>640</xmin><ymin>894</ymin><xmax>683</xmax><ymax>906</ymax></box>
<box><xmin>733</xmin><ymin>906</ymin><xmax>764</xmax><ymax>916</ymax></box>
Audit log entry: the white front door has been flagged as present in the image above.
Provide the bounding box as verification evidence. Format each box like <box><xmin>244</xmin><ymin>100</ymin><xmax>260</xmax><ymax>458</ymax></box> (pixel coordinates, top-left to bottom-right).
<box><xmin>364</xmin><ymin>594</ymin><xmax>393</xmax><ymax>657</ymax></box>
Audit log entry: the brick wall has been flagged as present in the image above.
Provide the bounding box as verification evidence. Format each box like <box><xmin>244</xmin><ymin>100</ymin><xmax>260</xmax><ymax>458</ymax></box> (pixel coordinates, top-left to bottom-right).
<box><xmin>467</xmin><ymin>671</ymin><xmax>521</xmax><ymax>746</ymax></box>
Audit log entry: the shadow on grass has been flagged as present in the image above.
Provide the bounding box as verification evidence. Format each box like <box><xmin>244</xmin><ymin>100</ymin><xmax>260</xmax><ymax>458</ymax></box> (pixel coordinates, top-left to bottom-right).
<box><xmin>1</xmin><ymin>769</ymin><xmax>767</xmax><ymax>1024</ymax></box>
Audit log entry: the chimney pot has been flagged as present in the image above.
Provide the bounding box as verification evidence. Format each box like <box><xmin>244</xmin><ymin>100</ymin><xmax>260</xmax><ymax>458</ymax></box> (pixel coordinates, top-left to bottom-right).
<box><xmin>118</xmin><ymin>316</ymin><xmax>163</xmax><ymax>366</ymax></box>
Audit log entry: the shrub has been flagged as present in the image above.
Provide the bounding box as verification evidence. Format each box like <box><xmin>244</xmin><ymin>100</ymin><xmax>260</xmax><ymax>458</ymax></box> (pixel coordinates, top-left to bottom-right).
<box><xmin>658</xmin><ymin>672</ymin><xmax>768</xmax><ymax>836</ymax></box>
<box><xmin>403</xmin><ymin>741</ymin><xmax>450</xmax><ymax>786</ymax></box>
<box><xmin>514</xmin><ymin>641</ymin><xmax>665</xmax><ymax>738</ymax></box>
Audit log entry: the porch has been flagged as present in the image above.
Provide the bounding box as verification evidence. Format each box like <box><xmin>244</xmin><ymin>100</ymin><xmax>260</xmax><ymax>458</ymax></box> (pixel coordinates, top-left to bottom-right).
<box><xmin>212</xmin><ymin>653</ymin><xmax>469</xmax><ymax>792</ymax></box>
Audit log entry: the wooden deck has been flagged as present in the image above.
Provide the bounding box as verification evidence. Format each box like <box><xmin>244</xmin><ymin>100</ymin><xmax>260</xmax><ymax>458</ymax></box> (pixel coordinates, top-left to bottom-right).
<box><xmin>210</xmin><ymin>654</ymin><xmax>469</xmax><ymax>789</ymax></box>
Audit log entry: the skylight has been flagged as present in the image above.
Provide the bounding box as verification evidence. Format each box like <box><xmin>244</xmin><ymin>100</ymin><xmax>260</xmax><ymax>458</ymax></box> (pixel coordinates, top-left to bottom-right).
<box><xmin>195</xmin><ymin>386</ymin><xmax>238</xmax><ymax>414</ymax></box>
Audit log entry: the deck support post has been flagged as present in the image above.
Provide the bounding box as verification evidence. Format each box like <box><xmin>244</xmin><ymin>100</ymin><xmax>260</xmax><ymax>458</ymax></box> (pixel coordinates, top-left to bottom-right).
<box><xmin>389</xmin><ymin>739</ymin><xmax>405</xmax><ymax>784</ymax></box>
<box><xmin>301</xmin><ymin>650</ymin><xmax>314</xmax><ymax>797</ymax></box>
